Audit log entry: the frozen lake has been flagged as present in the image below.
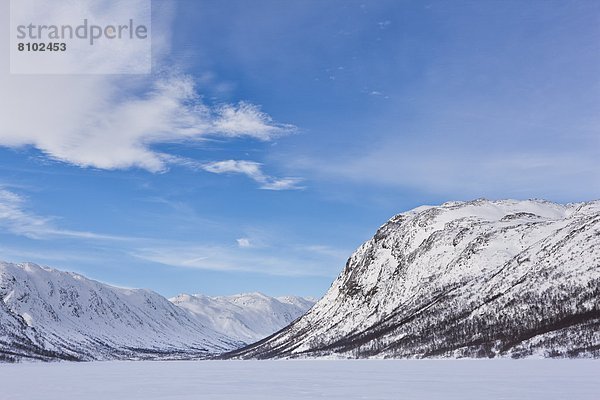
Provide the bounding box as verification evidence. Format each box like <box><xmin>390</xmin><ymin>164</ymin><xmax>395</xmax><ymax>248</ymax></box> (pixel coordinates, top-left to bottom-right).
<box><xmin>2</xmin><ymin>359</ymin><xmax>598</xmax><ymax>399</ymax></box>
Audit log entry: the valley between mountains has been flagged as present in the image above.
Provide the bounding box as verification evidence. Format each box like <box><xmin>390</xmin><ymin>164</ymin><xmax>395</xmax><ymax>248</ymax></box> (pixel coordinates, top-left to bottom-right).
<box><xmin>0</xmin><ymin>262</ymin><xmax>313</xmax><ymax>362</ymax></box>
<box><xmin>1</xmin><ymin>199</ymin><xmax>598</xmax><ymax>362</ymax></box>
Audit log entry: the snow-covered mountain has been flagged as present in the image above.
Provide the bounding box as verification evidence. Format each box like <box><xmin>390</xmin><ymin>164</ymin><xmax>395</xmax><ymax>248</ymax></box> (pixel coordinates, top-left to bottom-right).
<box><xmin>226</xmin><ymin>199</ymin><xmax>600</xmax><ymax>359</ymax></box>
<box><xmin>171</xmin><ymin>293</ymin><xmax>314</xmax><ymax>344</ymax></box>
<box><xmin>0</xmin><ymin>262</ymin><xmax>240</xmax><ymax>362</ymax></box>
<box><xmin>0</xmin><ymin>262</ymin><xmax>313</xmax><ymax>362</ymax></box>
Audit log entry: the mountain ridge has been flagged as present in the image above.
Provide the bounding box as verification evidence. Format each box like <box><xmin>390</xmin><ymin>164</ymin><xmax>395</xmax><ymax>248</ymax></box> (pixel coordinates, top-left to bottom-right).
<box><xmin>170</xmin><ymin>292</ymin><xmax>314</xmax><ymax>344</ymax></box>
<box><xmin>0</xmin><ymin>261</ymin><xmax>313</xmax><ymax>362</ymax></box>
<box><xmin>224</xmin><ymin>199</ymin><xmax>600</xmax><ymax>359</ymax></box>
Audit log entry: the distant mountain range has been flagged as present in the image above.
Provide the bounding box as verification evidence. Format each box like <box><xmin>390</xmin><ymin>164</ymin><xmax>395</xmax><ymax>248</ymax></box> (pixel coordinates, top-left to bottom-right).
<box><xmin>0</xmin><ymin>262</ymin><xmax>314</xmax><ymax>362</ymax></box>
<box><xmin>171</xmin><ymin>293</ymin><xmax>315</xmax><ymax>344</ymax></box>
<box><xmin>226</xmin><ymin>199</ymin><xmax>600</xmax><ymax>359</ymax></box>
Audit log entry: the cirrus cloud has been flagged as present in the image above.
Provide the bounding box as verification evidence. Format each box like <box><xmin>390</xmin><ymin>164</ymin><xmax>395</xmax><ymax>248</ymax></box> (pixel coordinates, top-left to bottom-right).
<box><xmin>201</xmin><ymin>160</ymin><xmax>304</xmax><ymax>191</ymax></box>
<box><xmin>0</xmin><ymin>188</ymin><xmax>132</xmax><ymax>241</ymax></box>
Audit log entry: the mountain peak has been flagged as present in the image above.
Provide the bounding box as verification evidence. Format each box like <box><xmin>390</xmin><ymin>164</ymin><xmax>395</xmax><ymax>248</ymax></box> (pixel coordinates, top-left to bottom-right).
<box><xmin>0</xmin><ymin>261</ymin><xmax>312</xmax><ymax>362</ymax></box>
<box><xmin>226</xmin><ymin>199</ymin><xmax>600</xmax><ymax>359</ymax></box>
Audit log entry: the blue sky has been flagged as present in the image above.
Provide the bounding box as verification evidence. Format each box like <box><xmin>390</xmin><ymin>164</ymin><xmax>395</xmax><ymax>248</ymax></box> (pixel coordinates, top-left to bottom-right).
<box><xmin>0</xmin><ymin>0</ymin><xmax>598</xmax><ymax>298</ymax></box>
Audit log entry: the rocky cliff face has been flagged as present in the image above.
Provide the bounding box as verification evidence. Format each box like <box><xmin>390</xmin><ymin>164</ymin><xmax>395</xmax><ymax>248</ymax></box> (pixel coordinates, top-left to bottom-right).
<box><xmin>226</xmin><ymin>199</ymin><xmax>600</xmax><ymax>359</ymax></box>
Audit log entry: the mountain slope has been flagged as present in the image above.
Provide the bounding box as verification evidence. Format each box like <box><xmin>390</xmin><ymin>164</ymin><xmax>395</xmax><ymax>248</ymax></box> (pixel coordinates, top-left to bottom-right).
<box><xmin>171</xmin><ymin>293</ymin><xmax>314</xmax><ymax>344</ymax></box>
<box><xmin>0</xmin><ymin>262</ymin><xmax>314</xmax><ymax>362</ymax></box>
<box><xmin>226</xmin><ymin>199</ymin><xmax>600</xmax><ymax>359</ymax></box>
<box><xmin>0</xmin><ymin>262</ymin><xmax>240</xmax><ymax>361</ymax></box>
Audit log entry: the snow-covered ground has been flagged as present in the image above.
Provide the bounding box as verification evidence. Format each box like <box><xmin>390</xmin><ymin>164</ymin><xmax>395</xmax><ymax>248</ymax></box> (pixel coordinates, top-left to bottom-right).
<box><xmin>2</xmin><ymin>360</ymin><xmax>599</xmax><ymax>399</ymax></box>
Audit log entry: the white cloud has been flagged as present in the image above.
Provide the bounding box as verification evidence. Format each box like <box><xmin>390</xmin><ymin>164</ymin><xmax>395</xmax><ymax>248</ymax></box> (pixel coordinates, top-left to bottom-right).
<box><xmin>213</xmin><ymin>102</ymin><xmax>295</xmax><ymax>140</ymax></box>
<box><xmin>294</xmin><ymin>143</ymin><xmax>600</xmax><ymax>201</ymax></box>
<box><xmin>0</xmin><ymin>186</ymin><xmax>345</xmax><ymax>277</ymax></box>
<box><xmin>0</xmin><ymin>189</ymin><xmax>50</xmax><ymax>238</ymax></box>
<box><xmin>201</xmin><ymin>160</ymin><xmax>304</xmax><ymax>191</ymax></box>
<box><xmin>0</xmin><ymin>1</ymin><xmax>295</xmax><ymax>173</ymax></box>
<box><xmin>202</xmin><ymin>160</ymin><xmax>264</xmax><ymax>175</ymax></box>
<box><xmin>378</xmin><ymin>20</ymin><xmax>391</xmax><ymax>29</ymax></box>
<box><xmin>236</xmin><ymin>238</ymin><xmax>252</xmax><ymax>248</ymax></box>
<box><xmin>0</xmin><ymin>188</ymin><xmax>134</xmax><ymax>241</ymax></box>
<box><xmin>0</xmin><ymin>72</ymin><xmax>293</xmax><ymax>172</ymax></box>
<box><xmin>131</xmin><ymin>242</ymin><xmax>346</xmax><ymax>277</ymax></box>
<box><xmin>301</xmin><ymin>245</ymin><xmax>350</xmax><ymax>260</ymax></box>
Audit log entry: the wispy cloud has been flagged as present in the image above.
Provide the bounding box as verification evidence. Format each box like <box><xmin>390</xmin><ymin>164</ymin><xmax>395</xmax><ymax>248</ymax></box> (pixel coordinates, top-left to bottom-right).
<box><xmin>0</xmin><ymin>1</ymin><xmax>295</xmax><ymax>174</ymax></box>
<box><xmin>236</xmin><ymin>238</ymin><xmax>252</xmax><ymax>248</ymax></box>
<box><xmin>199</xmin><ymin>160</ymin><xmax>304</xmax><ymax>191</ymax></box>
<box><xmin>0</xmin><ymin>187</ymin><xmax>342</xmax><ymax>277</ymax></box>
<box><xmin>0</xmin><ymin>189</ymin><xmax>49</xmax><ymax>238</ymax></box>
<box><xmin>301</xmin><ymin>245</ymin><xmax>351</xmax><ymax>260</ymax></box>
<box><xmin>0</xmin><ymin>188</ymin><xmax>134</xmax><ymax>241</ymax></box>
<box><xmin>378</xmin><ymin>20</ymin><xmax>391</xmax><ymax>29</ymax></box>
<box><xmin>0</xmin><ymin>72</ymin><xmax>294</xmax><ymax>172</ymax></box>
<box><xmin>292</xmin><ymin>137</ymin><xmax>600</xmax><ymax>201</ymax></box>
<box><xmin>212</xmin><ymin>102</ymin><xmax>295</xmax><ymax>139</ymax></box>
<box><xmin>131</xmin><ymin>241</ymin><xmax>347</xmax><ymax>277</ymax></box>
